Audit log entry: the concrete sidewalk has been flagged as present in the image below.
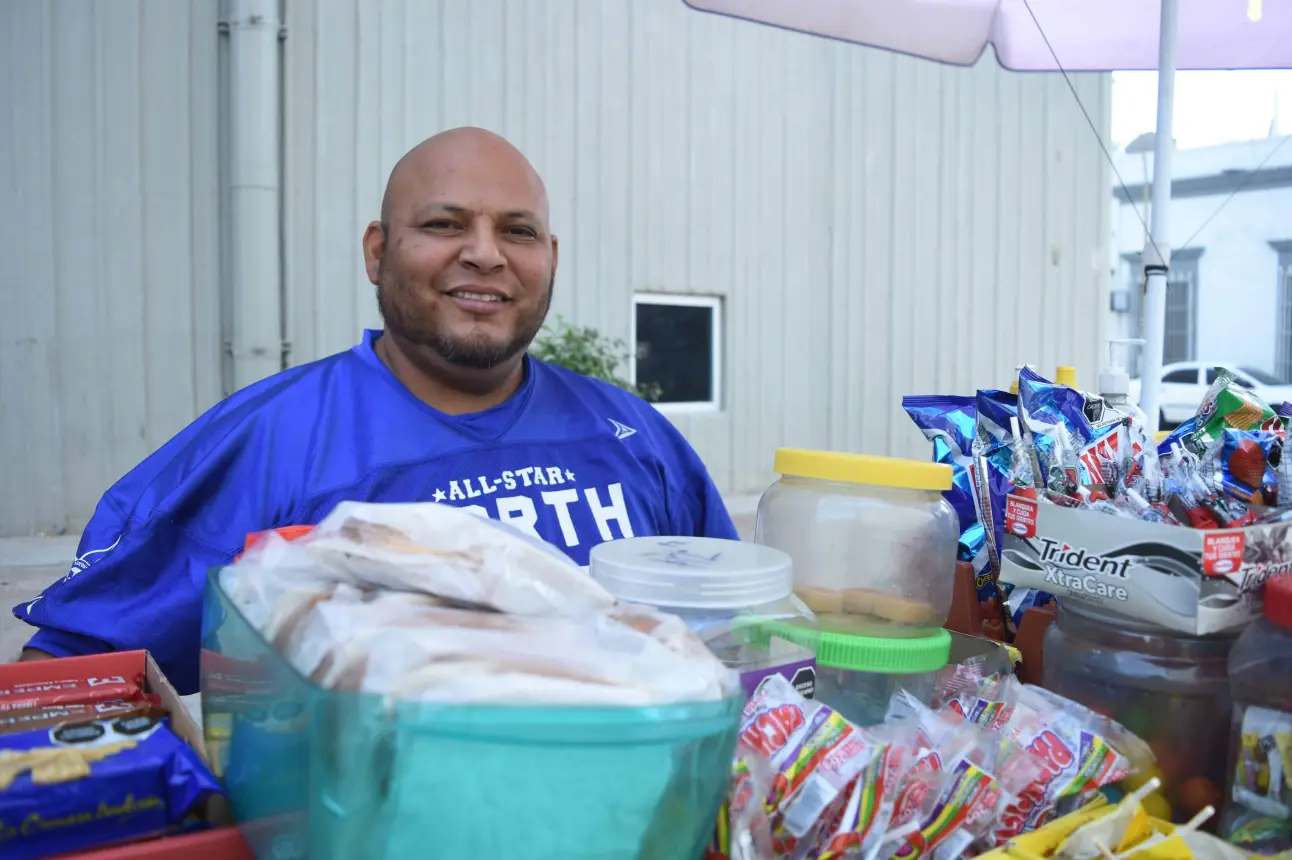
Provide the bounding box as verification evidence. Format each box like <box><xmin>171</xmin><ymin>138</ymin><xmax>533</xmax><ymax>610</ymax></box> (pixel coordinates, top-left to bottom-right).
<box><xmin>0</xmin><ymin>496</ymin><xmax>762</xmax><ymax>660</ymax></box>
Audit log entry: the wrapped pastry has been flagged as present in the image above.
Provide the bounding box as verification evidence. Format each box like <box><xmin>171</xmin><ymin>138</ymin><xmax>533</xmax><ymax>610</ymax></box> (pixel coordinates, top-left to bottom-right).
<box><xmin>237</xmin><ymin>501</ymin><xmax>616</xmax><ymax>617</ymax></box>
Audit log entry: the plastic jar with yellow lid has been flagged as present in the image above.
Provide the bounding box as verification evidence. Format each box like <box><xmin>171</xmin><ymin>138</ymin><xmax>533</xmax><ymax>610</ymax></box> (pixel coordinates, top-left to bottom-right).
<box><xmin>754</xmin><ymin>448</ymin><xmax>958</xmax><ymax>639</ymax></box>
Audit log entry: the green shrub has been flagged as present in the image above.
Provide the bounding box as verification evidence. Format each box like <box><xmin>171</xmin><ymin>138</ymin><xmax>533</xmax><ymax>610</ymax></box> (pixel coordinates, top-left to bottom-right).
<box><xmin>531</xmin><ymin>316</ymin><xmax>661</xmax><ymax>401</ymax></box>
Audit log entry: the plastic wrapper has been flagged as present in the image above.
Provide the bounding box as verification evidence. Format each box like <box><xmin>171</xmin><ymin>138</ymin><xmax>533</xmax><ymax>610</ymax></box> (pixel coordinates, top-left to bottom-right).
<box><xmin>247</xmin><ymin>580</ymin><xmax>739</xmax><ymax>705</ymax></box>
<box><xmin>1019</xmin><ymin>367</ymin><xmax>1094</xmax><ymax>495</ymax></box>
<box><xmin>0</xmin><ymin>710</ymin><xmax>222</xmax><ymax>860</ymax></box>
<box><xmin>0</xmin><ymin>665</ymin><xmax>155</xmax><ymax>714</ymax></box>
<box><xmin>708</xmin><ymin>744</ymin><xmax>776</xmax><ymax>860</ymax></box>
<box><xmin>945</xmin><ymin>677</ymin><xmax>1150</xmax><ymax>843</ymax></box>
<box><xmin>1231</xmin><ymin>706</ymin><xmax>1292</xmax><ymax>819</ymax></box>
<box><xmin>1219</xmin><ymin>429</ymin><xmax>1281</xmax><ymax>507</ymax></box>
<box><xmin>902</xmin><ymin>395</ymin><xmax>979</xmax><ymax>535</ymax></box>
<box><xmin>1193</xmin><ymin>369</ymin><xmax>1279</xmax><ymax>450</ymax></box>
<box><xmin>880</xmin><ymin>697</ymin><xmax>1045</xmax><ymax>860</ymax></box>
<box><xmin>234</xmin><ymin>500</ymin><xmax>617</xmax><ymax>617</ymax></box>
<box><xmin>0</xmin><ymin>699</ymin><xmax>149</xmax><ymax>736</ymax></box>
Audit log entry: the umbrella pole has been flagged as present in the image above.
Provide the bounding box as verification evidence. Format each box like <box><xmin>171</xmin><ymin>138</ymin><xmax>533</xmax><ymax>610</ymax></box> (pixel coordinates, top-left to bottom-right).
<box><xmin>1137</xmin><ymin>0</ymin><xmax>1179</xmax><ymax>430</ymax></box>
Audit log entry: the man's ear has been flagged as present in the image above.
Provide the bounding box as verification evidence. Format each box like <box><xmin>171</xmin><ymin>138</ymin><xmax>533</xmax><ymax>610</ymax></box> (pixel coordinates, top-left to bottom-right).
<box><xmin>551</xmin><ymin>234</ymin><xmax>559</xmax><ymax>276</ymax></box>
<box><xmin>362</xmin><ymin>221</ymin><xmax>387</xmax><ymax>285</ymax></box>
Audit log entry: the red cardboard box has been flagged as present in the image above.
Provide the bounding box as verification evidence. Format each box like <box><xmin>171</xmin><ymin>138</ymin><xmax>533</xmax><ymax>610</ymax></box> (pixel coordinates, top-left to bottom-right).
<box><xmin>0</xmin><ymin>651</ymin><xmax>254</xmax><ymax>860</ymax></box>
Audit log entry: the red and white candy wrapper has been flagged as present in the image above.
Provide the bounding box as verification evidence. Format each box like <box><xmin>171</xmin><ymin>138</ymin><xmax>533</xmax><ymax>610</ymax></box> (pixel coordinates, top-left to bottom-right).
<box><xmin>739</xmin><ymin>674</ymin><xmax>874</xmax><ymax>855</ymax></box>
<box><xmin>944</xmin><ymin>677</ymin><xmax>1151</xmax><ymax>844</ymax></box>
<box><xmin>802</xmin><ymin>723</ymin><xmax>904</xmax><ymax>860</ymax></box>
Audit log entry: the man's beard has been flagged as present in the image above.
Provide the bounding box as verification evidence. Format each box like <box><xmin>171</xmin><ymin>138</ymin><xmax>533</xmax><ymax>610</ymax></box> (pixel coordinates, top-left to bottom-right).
<box><xmin>377</xmin><ymin>272</ymin><xmax>553</xmax><ymax>370</ymax></box>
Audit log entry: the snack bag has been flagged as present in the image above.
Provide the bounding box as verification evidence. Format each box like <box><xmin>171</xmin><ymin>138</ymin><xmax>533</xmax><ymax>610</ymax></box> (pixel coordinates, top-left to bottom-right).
<box><xmin>0</xmin><ymin>709</ymin><xmax>223</xmax><ymax>860</ymax></box>
<box><xmin>1018</xmin><ymin>367</ymin><xmax>1095</xmax><ymax>496</ymax></box>
<box><xmin>1219</xmin><ymin>429</ymin><xmax>1280</xmax><ymax>506</ymax></box>
<box><xmin>1193</xmin><ymin>369</ymin><xmax>1280</xmax><ymax>450</ymax></box>
<box><xmin>903</xmin><ymin>395</ymin><xmax>979</xmax><ymax>535</ymax></box>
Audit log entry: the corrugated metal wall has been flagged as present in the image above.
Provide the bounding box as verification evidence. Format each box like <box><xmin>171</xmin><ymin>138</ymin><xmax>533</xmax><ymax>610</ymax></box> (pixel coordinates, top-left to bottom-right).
<box><xmin>0</xmin><ymin>0</ymin><xmax>223</xmax><ymax>537</ymax></box>
<box><xmin>1</xmin><ymin>0</ymin><xmax>1111</xmax><ymax>536</ymax></box>
<box><xmin>283</xmin><ymin>0</ymin><xmax>1112</xmax><ymax>495</ymax></box>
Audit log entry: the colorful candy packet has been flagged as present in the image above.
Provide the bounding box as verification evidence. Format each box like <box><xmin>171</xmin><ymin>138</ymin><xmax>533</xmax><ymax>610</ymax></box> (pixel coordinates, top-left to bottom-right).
<box><xmin>707</xmin><ymin>743</ymin><xmax>775</xmax><ymax>860</ymax></box>
<box><xmin>881</xmin><ymin>693</ymin><xmax>1045</xmax><ymax>860</ymax></box>
<box><xmin>902</xmin><ymin>395</ymin><xmax>978</xmax><ymax>535</ymax></box>
<box><xmin>0</xmin><ymin>709</ymin><xmax>223</xmax><ymax>860</ymax></box>
<box><xmin>737</xmin><ymin>674</ymin><xmax>874</xmax><ymax>856</ymax></box>
<box><xmin>0</xmin><ymin>699</ymin><xmax>147</xmax><ymax>736</ymax></box>
<box><xmin>1193</xmin><ymin>368</ymin><xmax>1280</xmax><ymax>450</ymax></box>
<box><xmin>1218</xmin><ymin>429</ymin><xmax>1280</xmax><ymax>506</ymax></box>
<box><xmin>0</xmin><ymin>666</ymin><xmax>156</xmax><ymax>713</ymax></box>
<box><xmin>804</xmin><ymin>725</ymin><xmax>904</xmax><ymax>860</ymax></box>
<box><xmin>943</xmin><ymin>677</ymin><xmax>1150</xmax><ymax>844</ymax></box>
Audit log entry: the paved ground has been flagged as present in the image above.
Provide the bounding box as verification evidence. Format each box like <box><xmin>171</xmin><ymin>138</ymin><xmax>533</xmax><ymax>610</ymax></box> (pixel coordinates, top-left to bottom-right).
<box><xmin>0</xmin><ymin>497</ymin><xmax>760</xmax><ymax>662</ymax></box>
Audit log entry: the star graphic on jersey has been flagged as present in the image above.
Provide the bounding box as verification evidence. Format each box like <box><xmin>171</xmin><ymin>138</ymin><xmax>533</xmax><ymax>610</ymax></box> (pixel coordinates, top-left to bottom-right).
<box><xmin>433</xmin><ymin>488</ymin><xmax>446</xmax><ymax>502</ymax></box>
<box><xmin>609</xmin><ymin>418</ymin><xmax>637</xmax><ymax>440</ymax></box>
<box><xmin>565</xmin><ymin>469</ymin><xmax>576</xmax><ymax>482</ymax></box>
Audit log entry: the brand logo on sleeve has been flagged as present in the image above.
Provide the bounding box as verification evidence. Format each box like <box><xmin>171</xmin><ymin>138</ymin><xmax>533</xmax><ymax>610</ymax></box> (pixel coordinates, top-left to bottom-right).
<box><xmin>609</xmin><ymin>419</ymin><xmax>637</xmax><ymax>440</ymax></box>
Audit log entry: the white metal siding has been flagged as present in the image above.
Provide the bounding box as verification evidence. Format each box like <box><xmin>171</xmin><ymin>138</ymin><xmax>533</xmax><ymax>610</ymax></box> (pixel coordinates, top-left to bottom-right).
<box><xmin>283</xmin><ymin>0</ymin><xmax>1111</xmax><ymax>494</ymax></box>
<box><xmin>2</xmin><ymin>0</ymin><xmax>1111</xmax><ymax>537</ymax></box>
<box><xmin>0</xmin><ymin>0</ymin><xmax>223</xmax><ymax>537</ymax></box>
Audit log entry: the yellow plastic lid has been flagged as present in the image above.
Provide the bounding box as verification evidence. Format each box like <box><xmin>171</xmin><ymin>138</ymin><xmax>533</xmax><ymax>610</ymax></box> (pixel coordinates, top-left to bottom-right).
<box><xmin>1055</xmin><ymin>366</ymin><xmax>1078</xmax><ymax>387</ymax></box>
<box><xmin>772</xmin><ymin>448</ymin><xmax>952</xmax><ymax>492</ymax></box>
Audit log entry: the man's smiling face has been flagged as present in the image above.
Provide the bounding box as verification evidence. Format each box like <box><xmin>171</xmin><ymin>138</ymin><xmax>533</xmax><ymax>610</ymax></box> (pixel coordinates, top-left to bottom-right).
<box><xmin>370</xmin><ymin>130</ymin><xmax>558</xmax><ymax>371</ymax></box>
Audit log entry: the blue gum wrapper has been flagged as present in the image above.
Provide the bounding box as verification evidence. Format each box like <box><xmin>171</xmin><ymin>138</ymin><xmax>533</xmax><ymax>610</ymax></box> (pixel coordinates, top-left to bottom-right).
<box><xmin>0</xmin><ymin>712</ymin><xmax>222</xmax><ymax>860</ymax></box>
<box><xmin>902</xmin><ymin>394</ymin><xmax>978</xmax><ymax>533</ymax></box>
<box><xmin>1279</xmin><ymin>401</ymin><xmax>1292</xmax><ymax>418</ymax></box>
<box><xmin>1158</xmin><ymin>417</ymin><xmax>1199</xmax><ymax>457</ymax></box>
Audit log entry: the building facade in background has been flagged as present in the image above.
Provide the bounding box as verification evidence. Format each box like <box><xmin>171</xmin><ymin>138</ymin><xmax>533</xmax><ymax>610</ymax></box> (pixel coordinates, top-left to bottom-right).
<box><xmin>0</xmin><ymin>0</ymin><xmax>1112</xmax><ymax>537</ymax></box>
<box><xmin>1110</xmin><ymin>134</ymin><xmax>1292</xmax><ymax>379</ymax></box>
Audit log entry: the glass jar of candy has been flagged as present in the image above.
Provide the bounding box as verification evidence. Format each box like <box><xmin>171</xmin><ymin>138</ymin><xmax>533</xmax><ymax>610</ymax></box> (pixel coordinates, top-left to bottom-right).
<box><xmin>588</xmin><ymin>536</ymin><xmax>820</xmax><ymax>699</ymax></box>
<box><xmin>754</xmin><ymin>449</ymin><xmax>958</xmax><ymax>639</ymax></box>
<box><xmin>1221</xmin><ymin>573</ymin><xmax>1292</xmax><ymax>856</ymax></box>
<box><xmin>1042</xmin><ymin>602</ymin><xmax>1239</xmax><ymax>825</ymax></box>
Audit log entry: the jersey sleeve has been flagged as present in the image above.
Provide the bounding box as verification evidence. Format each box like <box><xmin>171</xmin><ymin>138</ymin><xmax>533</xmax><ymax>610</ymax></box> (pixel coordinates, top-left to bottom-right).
<box><xmin>655</xmin><ymin>423</ymin><xmax>740</xmax><ymax>540</ymax></box>
<box><xmin>15</xmin><ymin>495</ymin><xmax>237</xmax><ymax>695</ymax></box>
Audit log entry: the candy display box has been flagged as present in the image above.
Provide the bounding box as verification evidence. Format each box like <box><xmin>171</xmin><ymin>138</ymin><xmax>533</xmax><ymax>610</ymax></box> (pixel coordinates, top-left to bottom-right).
<box><xmin>0</xmin><ymin>651</ymin><xmax>254</xmax><ymax>860</ymax></box>
<box><xmin>199</xmin><ymin>567</ymin><xmax>744</xmax><ymax>860</ymax></box>
<box><xmin>999</xmin><ymin>492</ymin><xmax>1286</xmax><ymax>635</ymax></box>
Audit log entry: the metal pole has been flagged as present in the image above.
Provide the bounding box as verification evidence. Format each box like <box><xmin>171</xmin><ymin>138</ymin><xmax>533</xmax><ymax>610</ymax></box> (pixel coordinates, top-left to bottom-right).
<box><xmin>227</xmin><ymin>0</ymin><xmax>284</xmax><ymax>390</ymax></box>
<box><xmin>1137</xmin><ymin>0</ymin><xmax>1178</xmax><ymax>429</ymax></box>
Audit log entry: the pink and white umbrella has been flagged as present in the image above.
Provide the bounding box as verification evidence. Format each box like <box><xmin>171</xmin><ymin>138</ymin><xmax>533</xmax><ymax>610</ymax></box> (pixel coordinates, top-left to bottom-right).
<box><xmin>684</xmin><ymin>0</ymin><xmax>1292</xmax><ymax>421</ymax></box>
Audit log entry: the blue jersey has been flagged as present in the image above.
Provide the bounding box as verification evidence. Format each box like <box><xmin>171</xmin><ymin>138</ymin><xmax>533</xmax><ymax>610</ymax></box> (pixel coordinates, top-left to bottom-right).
<box><xmin>14</xmin><ymin>330</ymin><xmax>737</xmax><ymax>694</ymax></box>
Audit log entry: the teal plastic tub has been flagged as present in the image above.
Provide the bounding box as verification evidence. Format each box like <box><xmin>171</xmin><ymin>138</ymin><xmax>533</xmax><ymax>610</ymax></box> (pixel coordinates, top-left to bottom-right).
<box><xmin>200</xmin><ymin>569</ymin><xmax>743</xmax><ymax>860</ymax></box>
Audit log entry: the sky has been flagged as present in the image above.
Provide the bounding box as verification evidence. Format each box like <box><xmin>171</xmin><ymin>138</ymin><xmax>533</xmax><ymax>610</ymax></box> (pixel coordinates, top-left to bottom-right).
<box><xmin>1111</xmin><ymin>70</ymin><xmax>1292</xmax><ymax>150</ymax></box>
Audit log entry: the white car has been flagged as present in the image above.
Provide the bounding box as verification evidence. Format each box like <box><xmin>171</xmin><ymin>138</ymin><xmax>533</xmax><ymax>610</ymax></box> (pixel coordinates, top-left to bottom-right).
<box><xmin>1128</xmin><ymin>362</ymin><xmax>1292</xmax><ymax>429</ymax></box>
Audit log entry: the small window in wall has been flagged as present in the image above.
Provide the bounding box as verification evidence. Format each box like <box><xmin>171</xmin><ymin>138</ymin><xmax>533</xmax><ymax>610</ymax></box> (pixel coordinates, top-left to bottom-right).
<box><xmin>1275</xmin><ymin>242</ymin><xmax>1292</xmax><ymax>383</ymax></box>
<box><xmin>1163</xmin><ymin>255</ymin><xmax>1199</xmax><ymax>365</ymax></box>
<box><xmin>631</xmin><ymin>293</ymin><xmax>722</xmax><ymax>409</ymax></box>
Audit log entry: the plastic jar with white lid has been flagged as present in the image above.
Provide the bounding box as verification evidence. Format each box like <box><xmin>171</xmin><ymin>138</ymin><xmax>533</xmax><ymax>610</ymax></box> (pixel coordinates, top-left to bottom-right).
<box><xmin>1221</xmin><ymin>572</ymin><xmax>1292</xmax><ymax>855</ymax></box>
<box><xmin>588</xmin><ymin>536</ymin><xmax>820</xmax><ymax>698</ymax></box>
<box><xmin>755</xmin><ymin>448</ymin><xmax>958</xmax><ymax>639</ymax></box>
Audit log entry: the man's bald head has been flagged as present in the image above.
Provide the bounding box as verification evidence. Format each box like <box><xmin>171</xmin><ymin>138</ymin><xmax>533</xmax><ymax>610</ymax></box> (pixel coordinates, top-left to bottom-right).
<box><xmin>379</xmin><ymin>127</ymin><xmax>550</xmax><ymax>228</ymax></box>
<box><xmin>363</xmin><ymin>128</ymin><xmax>558</xmax><ymax>397</ymax></box>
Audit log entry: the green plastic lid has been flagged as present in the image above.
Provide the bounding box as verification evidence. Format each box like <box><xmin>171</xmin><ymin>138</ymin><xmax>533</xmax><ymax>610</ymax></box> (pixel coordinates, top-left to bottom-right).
<box><xmin>761</xmin><ymin>621</ymin><xmax>952</xmax><ymax>675</ymax></box>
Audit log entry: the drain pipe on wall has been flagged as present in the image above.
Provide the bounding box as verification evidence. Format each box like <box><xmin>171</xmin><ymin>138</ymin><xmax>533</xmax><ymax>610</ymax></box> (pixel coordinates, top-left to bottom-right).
<box><xmin>225</xmin><ymin>0</ymin><xmax>283</xmax><ymax>390</ymax></box>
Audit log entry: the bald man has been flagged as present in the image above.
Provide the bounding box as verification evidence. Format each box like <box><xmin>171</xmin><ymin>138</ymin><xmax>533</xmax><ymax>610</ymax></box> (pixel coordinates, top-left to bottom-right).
<box><xmin>14</xmin><ymin>128</ymin><xmax>737</xmax><ymax>693</ymax></box>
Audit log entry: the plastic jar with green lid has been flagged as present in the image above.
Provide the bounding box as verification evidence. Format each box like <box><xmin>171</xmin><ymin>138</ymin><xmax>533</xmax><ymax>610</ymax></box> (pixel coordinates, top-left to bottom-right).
<box><xmin>755</xmin><ymin>448</ymin><xmax>958</xmax><ymax>639</ymax></box>
<box><xmin>760</xmin><ymin>621</ymin><xmax>952</xmax><ymax>725</ymax></box>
